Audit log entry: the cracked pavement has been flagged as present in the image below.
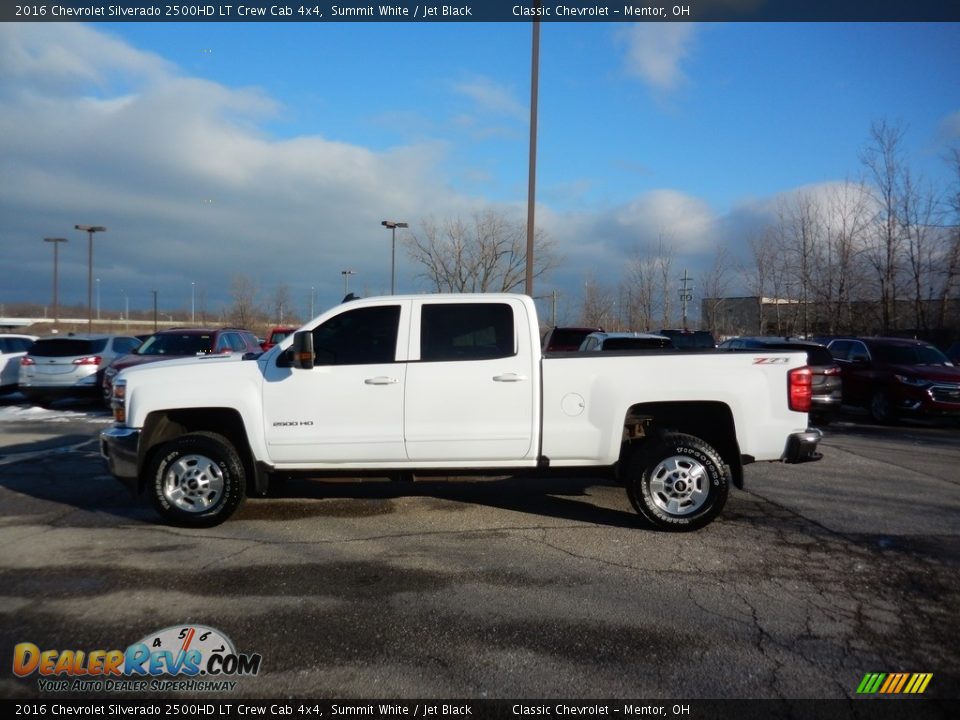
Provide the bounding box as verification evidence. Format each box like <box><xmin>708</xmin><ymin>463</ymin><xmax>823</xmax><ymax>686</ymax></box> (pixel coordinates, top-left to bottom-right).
<box><xmin>0</xmin><ymin>404</ymin><xmax>957</xmax><ymax>700</ymax></box>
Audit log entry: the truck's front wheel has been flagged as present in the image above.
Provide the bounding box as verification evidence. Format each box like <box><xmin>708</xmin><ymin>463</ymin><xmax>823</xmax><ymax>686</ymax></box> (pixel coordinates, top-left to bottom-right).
<box><xmin>625</xmin><ymin>432</ymin><xmax>729</xmax><ymax>531</ymax></box>
<box><xmin>146</xmin><ymin>432</ymin><xmax>246</xmax><ymax>527</ymax></box>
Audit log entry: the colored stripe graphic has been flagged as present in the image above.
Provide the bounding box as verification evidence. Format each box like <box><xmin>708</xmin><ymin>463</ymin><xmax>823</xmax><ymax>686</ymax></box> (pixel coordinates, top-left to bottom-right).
<box><xmin>857</xmin><ymin>673</ymin><xmax>932</xmax><ymax>694</ymax></box>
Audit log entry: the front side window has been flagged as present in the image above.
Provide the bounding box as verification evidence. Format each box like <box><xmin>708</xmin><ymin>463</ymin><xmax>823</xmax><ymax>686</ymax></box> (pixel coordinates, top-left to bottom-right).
<box><xmin>312</xmin><ymin>305</ymin><xmax>400</xmax><ymax>365</ymax></box>
<box><xmin>420</xmin><ymin>303</ymin><xmax>515</xmax><ymax>362</ymax></box>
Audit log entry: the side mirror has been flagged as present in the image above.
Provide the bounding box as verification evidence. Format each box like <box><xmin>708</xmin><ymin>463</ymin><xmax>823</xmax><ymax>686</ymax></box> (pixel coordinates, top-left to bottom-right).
<box><xmin>291</xmin><ymin>331</ymin><xmax>315</xmax><ymax>370</ymax></box>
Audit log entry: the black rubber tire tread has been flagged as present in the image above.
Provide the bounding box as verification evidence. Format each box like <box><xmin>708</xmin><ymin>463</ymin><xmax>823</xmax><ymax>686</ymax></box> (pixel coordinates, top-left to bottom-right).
<box><xmin>869</xmin><ymin>390</ymin><xmax>897</xmax><ymax>425</ymax></box>
<box><xmin>625</xmin><ymin>432</ymin><xmax>729</xmax><ymax>531</ymax></box>
<box><xmin>146</xmin><ymin>431</ymin><xmax>246</xmax><ymax>528</ymax></box>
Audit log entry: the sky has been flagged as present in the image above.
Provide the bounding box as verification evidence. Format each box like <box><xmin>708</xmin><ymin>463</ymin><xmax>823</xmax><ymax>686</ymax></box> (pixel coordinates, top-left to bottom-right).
<box><xmin>1</xmin><ymin>19</ymin><xmax>958</xmax><ymax>325</ymax></box>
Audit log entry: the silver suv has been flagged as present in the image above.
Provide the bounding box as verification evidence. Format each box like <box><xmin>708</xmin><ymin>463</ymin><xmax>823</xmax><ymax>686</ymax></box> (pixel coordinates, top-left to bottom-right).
<box><xmin>19</xmin><ymin>334</ymin><xmax>141</xmax><ymax>406</ymax></box>
<box><xmin>1</xmin><ymin>334</ymin><xmax>38</xmax><ymax>394</ymax></box>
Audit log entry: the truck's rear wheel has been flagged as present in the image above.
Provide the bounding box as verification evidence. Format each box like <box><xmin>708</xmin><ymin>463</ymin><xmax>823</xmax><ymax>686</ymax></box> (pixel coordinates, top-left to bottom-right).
<box><xmin>625</xmin><ymin>432</ymin><xmax>729</xmax><ymax>531</ymax></box>
<box><xmin>146</xmin><ymin>432</ymin><xmax>246</xmax><ymax>527</ymax></box>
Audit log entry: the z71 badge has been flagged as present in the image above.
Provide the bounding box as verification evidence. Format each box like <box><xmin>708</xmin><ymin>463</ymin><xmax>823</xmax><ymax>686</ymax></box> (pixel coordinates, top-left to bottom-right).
<box><xmin>753</xmin><ymin>357</ymin><xmax>790</xmax><ymax>364</ymax></box>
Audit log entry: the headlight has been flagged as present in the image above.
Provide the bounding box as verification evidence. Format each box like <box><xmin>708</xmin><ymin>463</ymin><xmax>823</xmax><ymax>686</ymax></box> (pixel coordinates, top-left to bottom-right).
<box><xmin>895</xmin><ymin>374</ymin><xmax>929</xmax><ymax>388</ymax></box>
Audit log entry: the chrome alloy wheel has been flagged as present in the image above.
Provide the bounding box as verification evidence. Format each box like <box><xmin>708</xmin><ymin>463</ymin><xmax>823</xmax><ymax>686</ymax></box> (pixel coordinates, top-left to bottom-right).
<box><xmin>648</xmin><ymin>455</ymin><xmax>709</xmax><ymax>516</ymax></box>
<box><xmin>161</xmin><ymin>453</ymin><xmax>225</xmax><ymax>513</ymax></box>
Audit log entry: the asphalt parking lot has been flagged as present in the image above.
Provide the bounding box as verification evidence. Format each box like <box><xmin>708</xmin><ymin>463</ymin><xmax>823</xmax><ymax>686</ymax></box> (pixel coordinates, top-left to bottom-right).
<box><xmin>0</xmin><ymin>394</ymin><xmax>958</xmax><ymax>702</ymax></box>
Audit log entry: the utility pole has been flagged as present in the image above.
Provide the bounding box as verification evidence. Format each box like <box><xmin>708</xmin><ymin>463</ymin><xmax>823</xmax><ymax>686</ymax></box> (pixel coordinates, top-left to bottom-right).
<box><xmin>679</xmin><ymin>269</ymin><xmax>693</xmax><ymax>330</ymax></box>
<box><xmin>44</xmin><ymin>238</ymin><xmax>67</xmax><ymax>325</ymax></box>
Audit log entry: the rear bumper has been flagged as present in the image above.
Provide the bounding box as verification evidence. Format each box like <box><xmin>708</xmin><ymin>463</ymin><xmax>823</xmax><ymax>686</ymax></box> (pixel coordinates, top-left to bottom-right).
<box><xmin>783</xmin><ymin>428</ymin><xmax>823</xmax><ymax>463</ymax></box>
<box><xmin>100</xmin><ymin>426</ymin><xmax>141</xmax><ymax>494</ymax></box>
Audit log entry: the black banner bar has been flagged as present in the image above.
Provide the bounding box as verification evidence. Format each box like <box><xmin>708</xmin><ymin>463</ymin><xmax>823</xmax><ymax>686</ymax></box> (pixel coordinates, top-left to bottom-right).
<box><xmin>3</xmin><ymin>699</ymin><xmax>960</xmax><ymax>720</ymax></box>
<box><xmin>3</xmin><ymin>1</ymin><xmax>960</xmax><ymax>23</ymax></box>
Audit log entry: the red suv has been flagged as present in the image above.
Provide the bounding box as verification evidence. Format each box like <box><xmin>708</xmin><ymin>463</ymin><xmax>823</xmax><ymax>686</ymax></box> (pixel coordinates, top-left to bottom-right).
<box><xmin>261</xmin><ymin>326</ymin><xmax>298</xmax><ymax>351</ymax></box>
<box><xmin>102</xmin><ymin>327</ymin><xmax>261</xmax><ymax>403</ymax></box>
<box><xmin>827</xmin><ymin>337</ymin><xmax>960</xmax><ymax>423</ymax></box>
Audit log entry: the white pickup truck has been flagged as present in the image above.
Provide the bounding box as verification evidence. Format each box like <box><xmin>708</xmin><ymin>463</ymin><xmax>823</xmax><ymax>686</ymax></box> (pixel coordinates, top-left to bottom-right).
<box><xmin>101</xmin><ymin>294</ymin><xmax>821</xmax><ymax>530</ymax></box>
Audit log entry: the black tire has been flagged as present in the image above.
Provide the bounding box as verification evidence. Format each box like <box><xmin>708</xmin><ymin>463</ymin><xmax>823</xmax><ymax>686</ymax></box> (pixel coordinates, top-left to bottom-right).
<box><xmin>868</xmin><ymin>390</ymin><xmax>897</xmax><ymax>425</ymax></box>
<box><xmin>624</xmin><ymin>432</ymin><xmax>729</xmax><ymax>531</ymax></box>
<box><xmin>146</xmin><ymin>432</ymin><xmax>246</xmax><ymax>527</ymax></box>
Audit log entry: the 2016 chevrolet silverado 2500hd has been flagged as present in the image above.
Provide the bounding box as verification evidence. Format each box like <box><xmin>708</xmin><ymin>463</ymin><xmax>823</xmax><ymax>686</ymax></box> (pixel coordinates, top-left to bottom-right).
<box><xmin>101</xmin><ymin>294</ymin><xmax>821</xmax><ymax>530</ymax></box>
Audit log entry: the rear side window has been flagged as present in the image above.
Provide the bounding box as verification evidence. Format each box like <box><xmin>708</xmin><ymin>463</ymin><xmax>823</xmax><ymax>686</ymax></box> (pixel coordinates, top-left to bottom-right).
<box><xmin>602</xmin><ymin>337</ymin><xmax>672</xmax><ymax>350</ymax></box>
<box><xmin>112</xmin><ymin>337</ymin><xmax>140</xmax><ymax>354</ymax></box>
<box><xmin>312</xmin><ymin>305</ymin><xmax>400</xmax><ymax>365</ymax></box>
<box><xmin>0</xmin><ymin>338</ymin><xmax>32</xmax><ymax>352</ymax></box>
<box><xmin>803</xmin><ymin>346</ymin><xmax>834</xmax><ymax>365</ymax></box>
<box><xmin>420</xmin><ymin>303</ymin><xmax>515</xmax><ymax>362</ymax></box>
<box><xmin>30</xmin><ymin>338</ymin><xmax>106</xmax><ymax>356</ymax></box>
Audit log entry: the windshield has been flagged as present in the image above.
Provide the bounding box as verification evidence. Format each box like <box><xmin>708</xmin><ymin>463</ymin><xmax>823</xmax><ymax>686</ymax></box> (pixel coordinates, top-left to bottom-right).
<box><xmin>872</xmin><ymin>344</ymin><xmax>950</xmax><ymax>366</ymax></box>
<box><xmin>137</xmin><ymin>333</ymin><xmax>213</xmax><ymax>356</ymax></box>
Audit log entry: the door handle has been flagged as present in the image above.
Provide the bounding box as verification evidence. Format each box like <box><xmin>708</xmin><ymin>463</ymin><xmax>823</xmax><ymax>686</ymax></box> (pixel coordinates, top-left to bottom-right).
<box><xmin>364</xmin><ymin>376</ymin><xmax>399</xmax><ymax>385</ymax></box>
<box><xmin>493</xmin><ymin>373</ymin><xmax>527</xmax><ymax>383</ymax></box>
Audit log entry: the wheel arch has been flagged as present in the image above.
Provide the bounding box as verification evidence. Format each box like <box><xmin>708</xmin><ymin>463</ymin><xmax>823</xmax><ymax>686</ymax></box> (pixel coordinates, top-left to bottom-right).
<box><xmin>621</xmin><ymin>401</ymin><xmax>744</xmax><ymax>489</ymax></box>
<box><xmin>138</xmin><ymin>408</ymin><xmax>259</xmax><ymax>494</ymax></box>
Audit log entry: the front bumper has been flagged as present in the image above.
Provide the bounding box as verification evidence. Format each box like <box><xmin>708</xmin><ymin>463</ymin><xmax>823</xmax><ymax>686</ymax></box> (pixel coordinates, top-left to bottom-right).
<box><xmin>100</xmin><ymin>426</ymin><xmax>140</xmax><ymax>494</ymax></box>
<box><xmin>783</xmin><ymin>428</ymin><xmax>823</xmax><ymax>463</ymax></box>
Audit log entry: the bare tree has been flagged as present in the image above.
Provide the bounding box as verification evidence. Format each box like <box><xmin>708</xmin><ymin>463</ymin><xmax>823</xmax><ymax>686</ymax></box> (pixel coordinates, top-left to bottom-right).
<box><xmin>620</xmin><ymin>232</ymin><xmax>676</xmax><ymax>330</ymax></box>
<box><xmin>271</xmin><ymin>283</ymin><xmax>293</xmax><ymax>325</ymax></box>
<box><xmin>817</xmin><ymin>182</ymin><xmax>872</xmax><ymax>333</ymax></box>
<box><xmin>226</xmin><ymin>274</ymin><xmax>263</xmax><ymax>328</ymax></box>
<box><xmin>700</xmin><ymin>244</ymin><xmax>732</xmax><ymax>336</ymax></box>
<box><xmin>741</xmin><ymin>228</ymin><xmax>792</xmax><ymax>335</ymax></box>
<box><xmin>404</xmin><ymin>209</ymin><xmax>557</xmax><ymax>293</ymax></box>
<box><xmin>935</xmin><ymin>147</ymin><xmax>960</xmax><ymax>331</ymax></box>
<box><xmin>579</xmin><ymin>274</ymin><xmax>616</xmax><ymax>328</ymax></box>
<box><xmin>860</xmin><ymin>120</ymin><xmax>907</xmax><ymax>333</ymax></box>
<box><xmin>899</xmin><ymin>169</ymin><xmax>939</xmax><ymax>333</ymax></box>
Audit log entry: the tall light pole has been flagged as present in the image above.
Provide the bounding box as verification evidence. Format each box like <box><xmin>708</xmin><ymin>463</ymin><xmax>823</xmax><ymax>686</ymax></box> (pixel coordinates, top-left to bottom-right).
<box><xmin>75</xmin><ymin>225</ymin><xmax>106</xmax><ymax>330</ymax></box>
<box><xmin>191</xmin><ymin>282</ymin><xmax>196</xmax><ymax>324</ymax></box>
<box><xmin>381</xmin><ymin>220</ymin><xmax>407</xmax><ymax>295</ymax></box>
<box><xmin>525</xmin><ymin>13</ymin><xmax>541</xmax><ymax>297</ymax></box>
<box><xmin>341</xmin><ymin>269</ymin><xmax>356</xmax><ymax>296</ymax></box>
<box><xmin>310</xmin><ymin>286</ymin><xmax>315</xmax><ymax>318</ymax></box>
<box><xmin>96</xmin><ymin>278</ymin><xmax>101</xmax><ymax>320</ymax></box>
<box><xmin>44</xmin><ymin>237</ymin><xmax>67</xmax><ymax>325</ymax></box>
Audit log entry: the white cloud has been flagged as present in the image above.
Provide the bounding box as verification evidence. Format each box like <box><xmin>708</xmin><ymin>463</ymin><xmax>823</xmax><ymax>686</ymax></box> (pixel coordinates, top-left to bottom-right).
<box><xmin>940</xmin><ymin>110</ymin><xmax>960</xmax><ymax>140</ymax></box>
<box><xmin>452</xmin><ymin>76</ymin><xmax>527</xmax><ymax>121</ymax></box>
<box><xmin>617</xmin><ymin>23</ymin><xmax>696</xmax><ymax>92</ymax></box>
<box><xmin>0</xmin><ymin>24</ymin><xmax>470</xmax><ymax>312</ymax></box>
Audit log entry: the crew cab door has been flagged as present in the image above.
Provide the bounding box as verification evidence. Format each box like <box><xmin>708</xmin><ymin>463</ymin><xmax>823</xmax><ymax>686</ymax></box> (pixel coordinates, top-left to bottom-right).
<box><xmin>403</xmin><ymin>299</ymin><xmax>536</xmax><ymax>462</ymax></box>
<box><xmin>262</xmin><ymin>301</ymin><xmax>410</xmax><ymax>463</ymax></box>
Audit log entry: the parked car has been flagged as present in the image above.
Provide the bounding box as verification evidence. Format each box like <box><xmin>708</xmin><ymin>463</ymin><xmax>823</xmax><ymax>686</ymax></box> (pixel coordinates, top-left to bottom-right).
<box><xmin>578</xmin><ymin>331</ymin><xmax>675</xmax><ymax>351</ymax></box>
<box><xmin>0</xmin><ymin>334</ymin><xmax>37</xmax><ymax>394</ymax></box>
<box><xmin>261</xmin><ymin>326</ymin><xmax>297</xmax><ymax>351</ymax></box>
<box><xmin>718</xmin><ymin>336</ymin><xmax>842</xmax><ymax>424</ymax></box>
<box><xmin>659</xmin><ymin>329</ymin><xmax>717</xmax><ymax>350</ymax></box>
<box><xmin>826</xmin><ymin>337</ymin><xmax>960</xmax><ymax>423</ymax></box>
<box><xmin>19</xmin><ymin>334</ymin><xmax>141</xmax><ymax>406</ymax></box>
<box><xmin>542</xmin><ymin>326</ymin><xmax>603</xmax><ymax>352</ymax></box>
<box><xmin>102</xmin><ymin>327</ymin><xmax>262</xmax><ymax>403</ymax></box>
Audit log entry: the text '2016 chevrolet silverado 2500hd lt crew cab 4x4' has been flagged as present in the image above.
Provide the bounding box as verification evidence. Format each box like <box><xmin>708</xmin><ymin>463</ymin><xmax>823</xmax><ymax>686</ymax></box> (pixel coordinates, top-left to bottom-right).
<box><xmin>101</xmin><ymin>294</ymin><xmax>821</xmax><ymax>530</ymax></box>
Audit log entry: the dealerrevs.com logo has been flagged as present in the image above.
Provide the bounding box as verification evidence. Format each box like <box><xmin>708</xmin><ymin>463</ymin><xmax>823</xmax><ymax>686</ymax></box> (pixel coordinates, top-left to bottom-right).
<box><xmin>13</xmin><ymin>625</ymin><xmax>261</xmax><ymax>693</ymax></box>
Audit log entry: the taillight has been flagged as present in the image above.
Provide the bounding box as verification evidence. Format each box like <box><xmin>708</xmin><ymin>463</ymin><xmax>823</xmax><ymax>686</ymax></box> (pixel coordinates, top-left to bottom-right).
<box><xmin>72</xmin><ymin>356</ymin><xmax>102</xmax><ymax>366</ymax></box>
<box><xmin>789</xmin><ymin>366</ymin><xmax>813</xmax><ymax>413</ymax></box>
<box><xmin>20</xmin><ymin>357</ymin><xmax>35</xmax><ymax>366</ymax></box>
